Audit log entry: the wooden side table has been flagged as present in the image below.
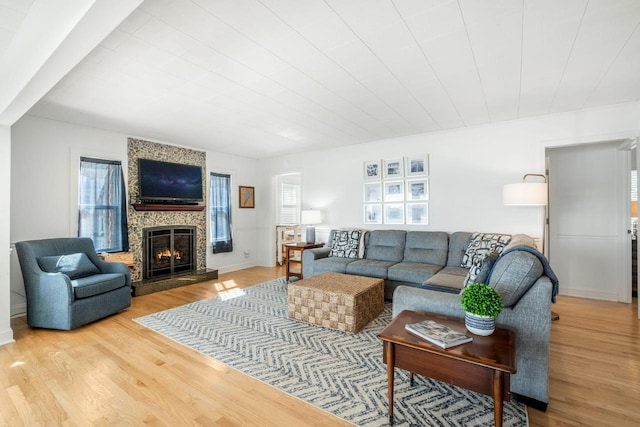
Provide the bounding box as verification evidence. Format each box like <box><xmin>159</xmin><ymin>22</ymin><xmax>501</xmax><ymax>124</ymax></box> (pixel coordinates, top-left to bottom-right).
<box><xmin>284</xmin><ymin>242</ymin><xmax>324</xmax><ymax>281</ymax></box>
<box><xmin>378</xmin><ymin>310</ymin><xmax>516</xmax><ymax>426</ymax></box>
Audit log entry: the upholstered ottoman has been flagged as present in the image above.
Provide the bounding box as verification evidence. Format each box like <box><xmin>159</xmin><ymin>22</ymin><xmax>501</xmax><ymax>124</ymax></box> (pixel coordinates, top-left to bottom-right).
<box><xmin>287</xmin><ymin>272</ymin><xmax>384</xmax><ymax>333</ymax></box>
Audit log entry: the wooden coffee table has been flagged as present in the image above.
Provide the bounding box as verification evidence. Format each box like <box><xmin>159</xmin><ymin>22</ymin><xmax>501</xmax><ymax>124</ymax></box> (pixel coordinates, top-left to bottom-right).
<box><xmin>378</xmin><ymin>310</ymin><xmax>516</xmax><ymax>426</ymax></box>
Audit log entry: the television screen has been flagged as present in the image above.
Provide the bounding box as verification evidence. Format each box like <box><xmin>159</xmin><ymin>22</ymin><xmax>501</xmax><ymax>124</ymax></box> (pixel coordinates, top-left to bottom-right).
<box><xmin>138</xmin><ymin>159</ymin><xmax>203</xmax><ymax>203</ymax></box>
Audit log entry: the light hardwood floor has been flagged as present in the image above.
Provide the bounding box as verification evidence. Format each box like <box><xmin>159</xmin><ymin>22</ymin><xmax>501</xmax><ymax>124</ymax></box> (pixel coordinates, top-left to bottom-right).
<box><xmin>1</xmin><ymin>266</ymin><xmax>638</xmax><ymax>426</ymax></box>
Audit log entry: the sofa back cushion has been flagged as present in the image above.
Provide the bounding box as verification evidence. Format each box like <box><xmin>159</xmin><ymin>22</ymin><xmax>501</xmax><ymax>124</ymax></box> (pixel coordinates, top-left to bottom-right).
<box><xmin>446</xmin><ymin>232</ymin><xmax>473</xmax><ymax>267</ymax></box>
<box><xmin>364</xmin><ymin>230</ymin><xmax>406</xmax><ymax>262</ymax></box>
<box><xmin>38</xmin><ymin>252</ymin><xmax>100</xmax><ymax>279</ymax></box>
<box><xmin>403</xmin><ymin>231</ymin><xmax>448</xmax><ymax>265</ymax></box>
<box><xmin>489</xmin><ymin>251</ymin><xmax>544</xmax><ymax>306</ymax></box>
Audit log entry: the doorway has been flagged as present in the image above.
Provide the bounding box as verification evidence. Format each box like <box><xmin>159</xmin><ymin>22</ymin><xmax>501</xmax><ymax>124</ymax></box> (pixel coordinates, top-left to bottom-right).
<box><xmin>547</xmin><ymin>140</ymin><xmax>632</xmax><ymax>303</ymax></box>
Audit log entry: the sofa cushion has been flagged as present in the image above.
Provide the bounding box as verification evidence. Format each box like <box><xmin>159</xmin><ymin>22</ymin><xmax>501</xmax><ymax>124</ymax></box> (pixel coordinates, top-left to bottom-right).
<box><xmin>403</xmin><ymin>231</ymin><xmax>448</xmax><ymax>265</ymax></box>
<box><xmin>328</xmin><ymin>229</ymin><xmax>365</xmax><ymax>259</ymax></box>
<box><xmin>463</xmin><ymin>250</ymin><xmax>500</xmax><ymax>287</ymax></box>
<box><xmin>446</xmin><ymin>232</ymin><xmax>473</xmax><ymax>267</ymax></box>
<box><xmin>423</xmin><ymin>266</ymin><xmax>468</xmax><ymax>292</ymax></box>
<box><xmin>364</xmin><ymin>230</ymin><xmax>406</xmax><ymax>262</ymax></box>
<box><xmin>37</xmin><ymin>252</ymin><xmax>100</xmax><ymax>279</ymax></box>
<box><xmin>346</xmin><ymin>259</ymin><xmax>397</xmax><ymax>279</ymax></box>
<box><xmin>387</xmin><ymin>262</ymin><xmax>442</xmax><ymax>284</ymax></box>
<box><xmin>313</xmin><ymin>257</ymin><xmax>358</xmax><ymax>274</ymax></box>
<box><xmin>71</xmin><ymin>273</ymin><xmax>126</xmax><ymax>299</ymax></box>
<box><xmin>489</xmin><ymin>251</ymin><xmax>544</xmax><ymax>306</ymax></box>
<box><xmin>461</xmin><ymin>233</ymin><xmax>511</xmax><ymax>268</ymax></box>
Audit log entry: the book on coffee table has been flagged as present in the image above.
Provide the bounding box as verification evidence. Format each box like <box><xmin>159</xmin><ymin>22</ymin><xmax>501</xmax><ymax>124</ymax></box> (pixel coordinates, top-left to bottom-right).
<box><xmin>405</xmin><ymin>320</ymin><xmax>472</xmax><ymax>349</ymax></box>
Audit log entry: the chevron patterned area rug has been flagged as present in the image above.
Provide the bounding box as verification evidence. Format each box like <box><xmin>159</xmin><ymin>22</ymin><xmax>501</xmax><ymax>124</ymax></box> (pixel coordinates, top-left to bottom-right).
<box><xmin>134</xmin><ymin>278</ymin><xmax>528</xmax><ymax>426</ymax></box>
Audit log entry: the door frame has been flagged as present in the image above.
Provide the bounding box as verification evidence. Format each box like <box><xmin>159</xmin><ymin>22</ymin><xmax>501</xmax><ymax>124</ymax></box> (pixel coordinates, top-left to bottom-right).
<box><xmin>539</xmin><ymin>132</ymin><xmax>637</xmax><ymax>304</ymax></box>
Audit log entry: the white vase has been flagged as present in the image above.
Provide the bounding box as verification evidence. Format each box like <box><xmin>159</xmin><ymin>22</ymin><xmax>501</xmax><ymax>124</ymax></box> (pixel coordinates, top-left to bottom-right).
<box><xmin>464</xmin><ymin>312</ymin><xmax>495</xmax><ymax>336</ymax></box>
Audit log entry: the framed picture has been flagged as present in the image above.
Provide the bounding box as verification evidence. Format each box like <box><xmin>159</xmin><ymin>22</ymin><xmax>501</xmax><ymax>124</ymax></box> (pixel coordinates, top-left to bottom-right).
<box><xmin>406</xmin><ymin>203</ymin><xmax>428</xmax><ymax>225</ymax></box>
<box><xmin>239</xmin><ymin>185</ymin><xmax>255</xmax><ymax>208</ymax></box>
<box><xmin>384</xmin><ymin>180</ymin><xmax>404</xmax><ymax>202</ymax></box>
<box><xmin>384</xmin><ymin>203</ymin><xmax>404</xmax><ymax>224</ymax></box>
<box><xmin>364</xmin><ymin>182</ymin><xmax>382</xmax><ymax>202</ymax></box>
<box><xmin>406</xmin><ymin>154</ymin><xmax>429</xmax><ymax>177</ymax></box>
<box><xmin>364</xmin><ymin>204</ymin><xmax>382</xmax><ymax>224</ymax></box>
<box><xmin>364</xmin><ymin>160</ymin><xmax>381</xmax><ymax>180</ymax></box>
<box><xmin>406</xmin><ymin>178</ymin><xmax>429</xmax><ymax>201</ymax></box>
<box><xmin>384</xmin><ymin>158</ymin><xmax>404</xmax><ymax>179</ymax></box>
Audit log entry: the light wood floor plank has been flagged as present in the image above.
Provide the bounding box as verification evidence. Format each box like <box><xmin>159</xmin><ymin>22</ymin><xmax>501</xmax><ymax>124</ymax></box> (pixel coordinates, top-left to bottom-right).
<box><xmin>2</xmin><ymin>266</ymin><xmax>637</xmax><ymax>426</ymax></box>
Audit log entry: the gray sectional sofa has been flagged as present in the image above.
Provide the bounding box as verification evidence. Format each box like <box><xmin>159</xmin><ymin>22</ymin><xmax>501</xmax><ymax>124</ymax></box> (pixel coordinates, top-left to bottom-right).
<box><xmin>303</xmin><ymin>229</ymin><xmax>478</xmax><ymax>299</ymax></box>
<box><xmin>303</xmin><ymin>229</ymin><xmax>557</xmax><ymax>410</ymax></box>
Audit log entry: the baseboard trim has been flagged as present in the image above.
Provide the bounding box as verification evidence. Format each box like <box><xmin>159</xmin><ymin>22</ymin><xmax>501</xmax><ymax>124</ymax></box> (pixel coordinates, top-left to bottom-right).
<box><xmin>0</xmin><ymin>327</ymin><xmax>15</xmax><ymax>346</ymax></box>
<box><xmin>11</xmin><ymin>303</ymin><xmax>26</xmax><ymax>318</ymax></box>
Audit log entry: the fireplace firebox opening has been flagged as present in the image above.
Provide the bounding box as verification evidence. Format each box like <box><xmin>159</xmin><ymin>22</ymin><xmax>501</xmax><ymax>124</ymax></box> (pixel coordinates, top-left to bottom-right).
<box><xmin>143</xmin><ymin>226</ymin><xmax>196</xmax><ymax>279</ymax></box>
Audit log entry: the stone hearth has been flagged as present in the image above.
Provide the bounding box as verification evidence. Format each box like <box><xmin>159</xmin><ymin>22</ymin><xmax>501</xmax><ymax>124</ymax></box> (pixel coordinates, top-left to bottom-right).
<box><xmin>132</xmin><ymin>269</ymin><xmax>218</xmax><ymax>296</ymax></box>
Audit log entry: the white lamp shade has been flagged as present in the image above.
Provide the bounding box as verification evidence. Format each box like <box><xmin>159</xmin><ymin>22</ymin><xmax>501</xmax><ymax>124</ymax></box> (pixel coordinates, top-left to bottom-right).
<box><xmin>301</xmin><ymin>209</ymin><xmax>322</xmax><ymax>225</ymax></box>
<box><xmin>503</xmin><ymin>183</ymin><xmax>548</xmax><ymax>206</ymax></box>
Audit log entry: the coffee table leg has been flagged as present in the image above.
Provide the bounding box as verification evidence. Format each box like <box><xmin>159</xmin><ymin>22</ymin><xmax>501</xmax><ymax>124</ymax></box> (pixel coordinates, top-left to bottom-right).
<box><xmin>385</xmin><ymin>341</ymin><xmax>395</xmax><ymax>424</ymax></box>
<box><xmin>492</xmin><ymin>370</ymin><xmax>504</xmax><ymax>427</ymax></box>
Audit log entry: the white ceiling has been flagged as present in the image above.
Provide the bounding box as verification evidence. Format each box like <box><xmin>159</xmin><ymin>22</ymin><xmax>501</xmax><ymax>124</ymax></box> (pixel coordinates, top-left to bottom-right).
<box><xmin>11</xmin><ymin>0</ymin><xmax>640</xmax><ymax>158</ymax></box>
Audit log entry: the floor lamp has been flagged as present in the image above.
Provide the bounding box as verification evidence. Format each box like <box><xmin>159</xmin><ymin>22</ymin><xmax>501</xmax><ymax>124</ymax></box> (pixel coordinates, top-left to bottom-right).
<box><xmin>503</xmin><ymin>174</ymin><xmax>559</xmax><ymax>320</ymax></box>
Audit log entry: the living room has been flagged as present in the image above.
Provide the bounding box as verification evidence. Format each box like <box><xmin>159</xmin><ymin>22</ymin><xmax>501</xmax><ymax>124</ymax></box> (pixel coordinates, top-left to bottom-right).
<box><xmin>1</xmin><ymin>1</ymin><xmax>640</xmax><ymax>426</ymax></box>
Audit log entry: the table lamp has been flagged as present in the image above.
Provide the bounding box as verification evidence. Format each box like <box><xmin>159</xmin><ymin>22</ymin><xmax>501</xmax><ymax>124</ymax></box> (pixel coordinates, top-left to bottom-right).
<box><xmin>301</xmin><ymin>209</ymin><xmax>321</xmax><ymax>243</ymax></box>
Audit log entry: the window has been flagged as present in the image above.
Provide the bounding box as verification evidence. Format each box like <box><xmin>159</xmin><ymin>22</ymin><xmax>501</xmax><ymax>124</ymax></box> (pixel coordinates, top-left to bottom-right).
<box><xmin>277</xmin><ymin>174</ymin><xmax>301</xmax><ymax>225</ymax></box>
<box><xmin>78</xmin><ymin>157</ymin><xmax>129</xmax><ymax>252</ymax></box>
<box><xmin>210</xmin><ymin>173</ymin><xmax>233</xmax><ymax>253</ymax></box>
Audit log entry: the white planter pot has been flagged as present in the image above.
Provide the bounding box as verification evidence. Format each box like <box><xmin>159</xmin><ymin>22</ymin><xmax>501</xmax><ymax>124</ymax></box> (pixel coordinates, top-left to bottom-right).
<box><xmin>464</xmin><ymin>312</ymin><xmax>495</xmax><ymax>336</ymax></box>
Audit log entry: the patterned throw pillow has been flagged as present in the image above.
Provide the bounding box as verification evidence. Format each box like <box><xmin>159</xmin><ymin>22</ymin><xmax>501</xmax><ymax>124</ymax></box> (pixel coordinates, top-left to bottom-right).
<box><xmin>329</xmin><ymin>230</ymin><xmax>363</xmax><ymax>259</ymax></box>
<box><xmin>461</xmin><ymin>233</ymin><xmax>511</xmax><ymax>268</ymax></box>
<box><xmin>462</xmin><ymin>250</ymin><xmax>500</xmax><ymax>288</ymax></box>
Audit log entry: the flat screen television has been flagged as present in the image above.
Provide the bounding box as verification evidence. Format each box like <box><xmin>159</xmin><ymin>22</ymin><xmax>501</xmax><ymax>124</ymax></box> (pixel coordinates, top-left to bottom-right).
<box><xmin>138</xmin><ymin>158</ymin><xmax>203</xmax><ymax>204</ymax></box>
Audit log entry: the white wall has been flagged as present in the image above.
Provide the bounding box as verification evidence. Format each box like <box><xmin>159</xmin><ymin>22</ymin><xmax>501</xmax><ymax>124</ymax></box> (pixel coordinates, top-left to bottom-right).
<box><xmin>0</xmin><ymin>125</ymin><xmax>13</xmax><ymax>345</ymax></box>
<box><xmin>258</xmin><ymin>102</ymin><xmax>640</xmax><ymax>274</ymax></box>
<box><xmin>10</xmin><ymin>115</ymin><xmax>260</xmax><ymax>316</ymax></box>
<box><xmin>206</xmin><ymin>152</ymin><xmax>261</xmax><ymax>274</ymax></box>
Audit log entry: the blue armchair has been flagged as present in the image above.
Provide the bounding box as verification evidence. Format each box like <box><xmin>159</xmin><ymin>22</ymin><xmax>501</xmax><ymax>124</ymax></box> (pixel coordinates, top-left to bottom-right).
<box><xmin>15</xmin><ymin>237</ymin><xmax>131</xmax><ymax>330</ymax></box>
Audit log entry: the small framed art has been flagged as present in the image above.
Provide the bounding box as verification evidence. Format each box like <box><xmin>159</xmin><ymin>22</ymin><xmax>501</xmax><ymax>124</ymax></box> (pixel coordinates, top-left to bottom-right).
<box><xmin>364</xmin><ymin>160</ymin><xmax>381</xmax><ymax>180</ymax></box>
<box><xmin>384</xmin><ymin>158</ymin><xmax>404</xmax><ymax>179</ymax></box>
<box><xmin>406</xmin><ymin>154</ymin><xmax>428</xmax><ymax>177</ymax></box>
<box><xmin>384</xmin><ymin>203</ymin><xmax>404</xmax><ymax>224</ymax></box>
<box><xmin>239</xmin><ymin>186</ymin><xmax>255</xmax><ymax>208</ymax></box>
<box><xmin>364</xmin><ymin>204</ymin><xmax>382</xmax><ymax>224</ymax></box>
<box><xmin>384</xmin><ymin>180</ymin><xmax>404</xmax><ymax>202</ymax></box>
<box><xmin>364</xmin><ymin>182</ymin><xmax>382</xmax><ymax>203</ymax></box>
<box><xmin>406</xmin><ymin>203</ymin><xmax>428</xmax><ymax>225</ymax></box>
<box><xmin>406</xmin><ymin>178</ymin><xmax>428</xmax><ymax>201</ymax></box>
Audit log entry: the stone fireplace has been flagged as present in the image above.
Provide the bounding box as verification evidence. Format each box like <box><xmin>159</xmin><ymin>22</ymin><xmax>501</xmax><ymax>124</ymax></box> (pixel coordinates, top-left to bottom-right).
<box><xmin>127</xmin><ymin>138</ymin><xmax>207</xmax><ymax>284</ymax></box>
<box><xmin>143</xmin><ymin>226</ymin><xmax>196</xmax><ymax>279</ymax></box>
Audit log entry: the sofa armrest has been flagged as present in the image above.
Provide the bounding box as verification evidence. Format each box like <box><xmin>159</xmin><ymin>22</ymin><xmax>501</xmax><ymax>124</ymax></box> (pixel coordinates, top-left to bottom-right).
<box><xmin>302</xmin><ymin>247</ymin><xmax>331</xmax><ymax>278</ymax></box>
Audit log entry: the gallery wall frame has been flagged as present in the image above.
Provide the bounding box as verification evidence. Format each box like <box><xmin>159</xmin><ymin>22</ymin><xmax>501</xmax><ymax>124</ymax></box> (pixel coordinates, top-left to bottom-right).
<box><xmin>406</xmin><ymin>154</ymin><xmax>429</xmax><ymax>177</ymax></box>
<box><xmin>406</xmin><ymin>178</ymin><xmax>429</xmax><ymax>201</ymax></box>
<box><xmin>364</xmin><ymin>160</ymin><xmax>381</xmax><ymax>180</ymax></box>
<box><xmin>383</xmin><ymin>158</ymin><xmax>404</xmax><ymax>179</ymax></box>
<box><xmin>406</xmin><ymin>203</ymin><xmax>429</xmax><ymax>225</ymax></box>
<box><xmin>364</xmin><ymin>204</ymin><xmax>382</xmax><ymax>224</ymax></box>
<box><xmin>364</xmin><ymin>182</ymin><xmax>382</xmax><ymax>202</ymax></box>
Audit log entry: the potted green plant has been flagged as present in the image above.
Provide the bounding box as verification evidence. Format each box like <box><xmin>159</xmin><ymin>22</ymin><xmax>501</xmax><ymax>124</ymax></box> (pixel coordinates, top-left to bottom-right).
<box><xmin>460</xmin><ymin>283</ymin><xmax>503</xmax><ymax>336</ymax></box>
